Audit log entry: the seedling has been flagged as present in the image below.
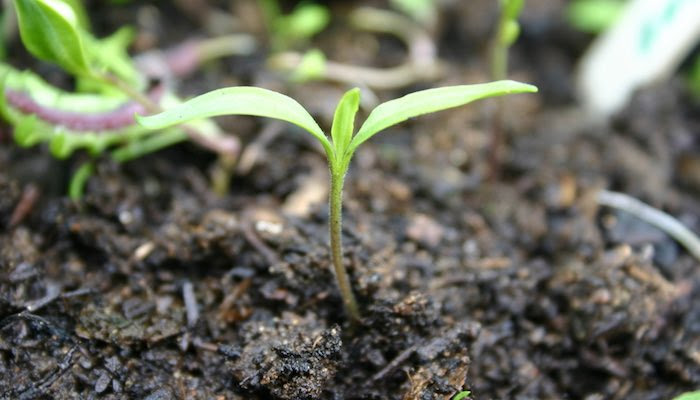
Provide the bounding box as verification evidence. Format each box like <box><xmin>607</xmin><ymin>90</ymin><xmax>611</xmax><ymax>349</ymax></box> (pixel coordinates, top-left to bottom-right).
<box><xmin>491</xmin><ymin>0</ymin><xmax>523</xmax><ymax>81</ymax></box>
<box><xmin>452</xmin><ymin>391</ymin><xmax>471</xmax><ymax>400</ymax></box>
<box><xmin>269</xmin><ymin>7</ymin><xmax>442</xmax><ymax>91</ymax></box>
<box><xmin>566</xmin><ymin>0</ymin><xmax>625</xmax><ymax>34</ymax></box>
<box><xmin>672</xmin><ymin>391</ymin><xmax>700</xmax><ymax>400</ymax></box>
<box><xmin>259</xmin><ymin>0</ymin><xmax>329</xmax><ymax>50</ymax></box>
<box><xmin>489</xmin><ymin>0</ymin><xmax>524</xmax><ymax>177</ymax></box>
<box><xmin>2</xmin><ymin>0</ymin><xmax>238</xmax><ymax>197</ymax></box>
<box><xmin>137</xmin><ymin>81</ymin><xmax>537</xmax><ymax>321</ymax></box>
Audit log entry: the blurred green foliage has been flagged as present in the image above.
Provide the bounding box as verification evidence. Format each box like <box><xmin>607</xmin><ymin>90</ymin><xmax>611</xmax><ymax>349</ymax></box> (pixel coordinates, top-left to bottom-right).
<box><xmin>259</xmin><ymin>0</ymin><xmax>330</xmax><ymax>50</ymax></box>
<box><xmin>566</xmin><ymin>0</ymin><xmax>625</xmax><ymax>33</ymax></box>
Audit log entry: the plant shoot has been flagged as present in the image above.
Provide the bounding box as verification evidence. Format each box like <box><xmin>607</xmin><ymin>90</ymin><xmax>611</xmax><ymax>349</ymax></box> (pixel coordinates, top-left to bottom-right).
<box><xmin>137</xmin><ymin>81</ymin><xmax>538</xmax><ymax>321</ymax></box>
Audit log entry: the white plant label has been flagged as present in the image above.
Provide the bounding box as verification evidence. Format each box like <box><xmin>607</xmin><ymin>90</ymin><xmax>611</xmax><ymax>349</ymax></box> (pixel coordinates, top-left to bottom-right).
<box><xmin>577</xmin><ymin>0</ymin><xmax>700</xmax><ymax>116</ymax></box>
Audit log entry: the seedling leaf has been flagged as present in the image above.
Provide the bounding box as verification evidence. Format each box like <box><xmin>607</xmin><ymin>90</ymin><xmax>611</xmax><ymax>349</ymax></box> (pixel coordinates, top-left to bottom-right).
<box><xmin>453</xmin><ymin>391</ymin><xmax>471</xmax><ymax>400</ymax></box>
<box><xmin>502</xmin><ymin>0</ymin><xmax>524</xmax><ymax>20</ymax></box>
<box><xmin>14</xmin><ymin>0</ymin><xmax>91</xmax><ymax>76</ymax></box>
<box><xmin>85</xmin><ymin>26</ymin><xmax>140</xmax><ymax>85</ymax></box>
<box><xmin>502</xmin><ymin>20</ymin><xmax>521</xmax><ymax>46</ymax></box>
<box><xmin>672</xmin><ymin>391</ymin><xmax>700</xmax><ymax>400</ymax></box>
<box><xmin>331</xmin><ymin>88</ymin><xmax>360</xmax><ymax>162</ymax></box>
<box><xmin>278</xmin><ymin>4</ymin><xmax>329</xmax><ymax>41</ymax></box>
<box><xmin>348</xmin><ymin>80</ymin><xmax>537</xmax><ymax>156</ymax></box>
<box><xmin>291</xmin><ymin>49</ymin><xmax>327</xmax><ymax>82</ymax></box>
<box><xmin>136</xmin><ymin>86</ymin><xmax>332</xmax><ymax>156</ymax></box>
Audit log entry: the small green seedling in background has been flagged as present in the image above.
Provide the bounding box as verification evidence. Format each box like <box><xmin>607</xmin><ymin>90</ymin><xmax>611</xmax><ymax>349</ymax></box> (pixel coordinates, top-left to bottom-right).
<box><xmin>491</xmin><ymin>0</ymin><xmax>523</xmax><ymax>81</ymax></box>
<box><xmin>673</xmin><ymin>391</ymin><xmax>700</xmax><ymax>400</ymax></box>
<box><xmin>452</xmin><ymin>390</ymin><xmax>471</xmax><ymax>400</ymax></box>
<box><xmin>259</xmin><ymin>0</ymin><xmax>329</xmax><ymax>50</ymax></box>
<box><xmin>14</xmin><ymin>0</ymin><xmax>140</xmax><ymax>90</ymax></box>
<box><xmin>3</xmin><ymin>0</ymin><xmax>236</xmax><ymax>198</ymax></box>
<box><xmin>137</xmin><ymin>81</ymin><xmax>537</xmax><ymax>321</ymax></box>
<box><xmin>566</xmin><ymin>0</ymin><xmax>625</xmax><ymax>34</ymax></box>
<box><xmin>488</xmin><ymin>0</ymin><xmax>525</xmax><ymax>178</ymax></box>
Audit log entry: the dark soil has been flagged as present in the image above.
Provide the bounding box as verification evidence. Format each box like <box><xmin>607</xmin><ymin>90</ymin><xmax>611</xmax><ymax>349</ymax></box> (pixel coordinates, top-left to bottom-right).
<box><xmin>1</xmin><ymin>1</ymin><xmax>699</xmax><ymax>399</ymax></box>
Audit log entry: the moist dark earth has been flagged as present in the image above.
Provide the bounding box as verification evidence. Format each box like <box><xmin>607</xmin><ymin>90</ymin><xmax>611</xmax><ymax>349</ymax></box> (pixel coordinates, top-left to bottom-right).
<box><xmin>1</xmin><ymin>1</ymin><xmax>699</xmax><ymax>399</ymax></box>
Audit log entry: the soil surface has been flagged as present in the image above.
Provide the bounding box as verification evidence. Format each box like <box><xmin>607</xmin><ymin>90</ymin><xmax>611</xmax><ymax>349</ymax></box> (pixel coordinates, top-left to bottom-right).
<box><xmin>1</xmin><ymin>1</ymin><xmax>699</xmax><ymax>399</ymax></box>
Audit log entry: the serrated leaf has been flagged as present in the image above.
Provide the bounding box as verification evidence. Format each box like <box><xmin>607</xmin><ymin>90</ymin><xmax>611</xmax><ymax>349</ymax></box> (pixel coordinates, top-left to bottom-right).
<box><xmin>348</xmin><ymin>80</ymin><xmax>537</xmax><ymax>156</ymax></box>
<box><xmin>136</xmin><ymin>86</ymin><xmax>332</xmax><ymax>157</ymax></box>
<box><xmin>14</xmin><ymin>0</ymin><xmax>91</xmax><ymax>76</ymax></box>
<box><xmin>331</xmin><ymin>88</ymin><xmax>360</xmax><ymax>162</ymax></box>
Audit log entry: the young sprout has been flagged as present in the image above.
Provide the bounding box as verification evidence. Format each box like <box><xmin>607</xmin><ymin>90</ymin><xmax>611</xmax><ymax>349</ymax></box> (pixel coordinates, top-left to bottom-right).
<box><xmin>489</xmin><ymin>0</ymin><xmax>524</xmax><ymax>178</ymax></box>
<box><xmin>137</xmin><ymin>81</ymin><xmax>538</xmax><ymax>322</ymax></box>
<box><xmin>491</xmin><ymin>0</ymin><xmax>523</xmax><ymax>81</ymax></box>
<box><xmin>259</xmin><ymin>0</ymin><xmax>330</xmax><ymax>50</ymax></box>
<box><xmin>566</xmin><ymin>0</ymin><xmax>625</xmax><ymax>34</ymax></box>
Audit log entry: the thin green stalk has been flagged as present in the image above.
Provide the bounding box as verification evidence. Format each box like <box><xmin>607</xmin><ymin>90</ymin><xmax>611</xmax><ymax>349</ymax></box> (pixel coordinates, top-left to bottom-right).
<box><xmin>69</xmin><ymin>161</ymin><xmax>94</xmax><ymax>200</ymax></box>
<box><xmin>112</xmin><ymin>129</ymin><xmax>188</xmax><ymax>162</ymax></box>
<box><xmin>329</xmin><ymin>168</ymin><xmax>360</xmax><ymax>322</ymax></box>
<box><xmin>490</xmin><ymin>29</ymin><xmax>508</xmax><ymax>81</ymax></box>
<box><xmin>488</xmin><ymin>1</ymin><xmax>517</xmax><ymax>179</ymax></box>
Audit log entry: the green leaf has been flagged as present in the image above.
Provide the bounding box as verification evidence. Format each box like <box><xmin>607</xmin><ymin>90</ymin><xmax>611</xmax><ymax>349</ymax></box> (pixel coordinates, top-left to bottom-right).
<box><xmin>502</xmin><ymin>20</ymin><xmax>521</xmax><ymax>46</ymax></box>
<box><xmin>330</xmin><ymin>88</ymin><xmax>360</xmax><ymax>163</ymax></box>
<box><xmin>502</xmin><ymin>0</ymin><xmax>524</xmax><ymax>20</ymax></box>
<box><xmin>13</xmin><ymin>113</ymin><xmax>41</xmax><ymax>147</ymax></box>
<box><xmin>87</xmin><ymin>26</ymin><xmax>139</xmax><ymax>84</ymax></box>
<box><xmin>49</xmin><ymin>129</ymin><xmax>75</xmax><ymax>158</ymax></box>
<box><xmin>566</xmin><ymin>0</ymin><xmax>625</xmax><ymax>34</ymax></box>
<box><xmin>14</xmin><ymin>0</ymin><xmax>91</xmax><ymax>76</ymax></box>
<box><xmin>278</xmin><ymin>4</ymin><xmax>329</xmax><ymax>42</ymax></box>
<box><xmin>68</xmin><ymin>161</ymin><xmax>94</xmax><ymax>200</ymax></box>
<box><xmin>673</xmin><ymin>391</ymin><xmax>700</xmax><ymax>400</ymax></box>
<box><xmin>61</xmin><ymin>0</ymin><xmax>91</xmax><ymax>30</ymax></box>
<box><xmin>348</xmin><ymin>80</ymin><xmax>538</xmax><ymax>156</ymax></box>
<box><xmin>135</xmin><ymin>86</ymin><xmax>333</xmax><ymax>157</ymax></box>
<box><xmin>291</xmin><ymin>49</ymin><xmax>327</xmax><ymax>82</ymax></box>
<box><xmin>453</xmin><ymin>391</ymin><xmax>471</xmax><ymax>400</ymax></box>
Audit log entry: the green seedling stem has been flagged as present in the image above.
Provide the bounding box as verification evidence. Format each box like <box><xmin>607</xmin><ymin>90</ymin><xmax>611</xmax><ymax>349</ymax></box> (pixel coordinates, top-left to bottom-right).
<box><xmin>137</xmin><ymin>81</ymin><xmax>537</xmax><ymax>322</ymax></box>
<box><xmin>489</xmin><ymin>0</ymin><xmax>524</xmax><ymax>179</ymax></box>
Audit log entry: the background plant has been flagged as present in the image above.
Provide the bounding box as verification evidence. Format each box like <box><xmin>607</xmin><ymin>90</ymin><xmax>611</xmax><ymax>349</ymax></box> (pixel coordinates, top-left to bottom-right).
<box><xmin>673</xmin><ymin>391</ymin><xmax>700</xmax><ymax>400</ymax></box>
<box><xmin>566</xmin><ymin>0</ymin><xmax>625</xmax><ymax>33</ymax></box>
<box><xmin>259</xmin><ymin>0</ymin><xmax>329</xmax><ymax>51</ymax></box>
<box><xmin>489</xmin><ymin>0</ymin><xmax>525</xmax><ymax>178</ymax></box>
<box><xmin>137</xmin><ymin>81</ymin><xmax>537</xmax><ymax>321</ymax></box>
<box><xmin>2</xmin><ymin>0</ymin><xmax>237</xmax><ymax>198</ymax></box>
<box><xmin>268</xmin><ymin>6</ymin><xmax>443</xmax><ymax>97</ymax></box>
